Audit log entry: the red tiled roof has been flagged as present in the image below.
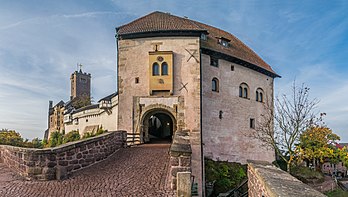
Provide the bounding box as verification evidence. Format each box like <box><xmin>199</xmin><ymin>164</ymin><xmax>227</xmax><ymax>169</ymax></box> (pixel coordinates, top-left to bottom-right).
<box><xmin>117</xmin><ymin>11</ymin><xmax>277</xmax><ymax>76</ymax></box>
<box><xmin>117</xmin><ymin>11</ymin><xmax>204</xmax><ymax>35</ymax></box>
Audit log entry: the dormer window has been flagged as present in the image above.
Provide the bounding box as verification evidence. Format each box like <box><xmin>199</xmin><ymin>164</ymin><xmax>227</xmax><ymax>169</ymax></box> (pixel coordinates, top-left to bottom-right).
<box><xmin>201</xmin><ymin>33</ymin><xmax>207</xmax><ymax>41</ymax></box>
<box><xmin>218</xmin><ymin>37</ymin><xmax>231</xmax><ymax>48</ymax></box>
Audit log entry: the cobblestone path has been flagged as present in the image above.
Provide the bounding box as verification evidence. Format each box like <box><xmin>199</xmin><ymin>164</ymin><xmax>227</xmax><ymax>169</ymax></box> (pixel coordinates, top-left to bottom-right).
<box><xmin>0</xmin><ymin>143</ymin><xmax>175</xmax><ymax>197</ymax></box>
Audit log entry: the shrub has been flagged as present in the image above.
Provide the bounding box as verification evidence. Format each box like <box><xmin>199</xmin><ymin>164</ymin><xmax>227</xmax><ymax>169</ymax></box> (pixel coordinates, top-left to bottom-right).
<box><xmin>272</xmin><ymin>159</ymin><xmax>288</xmax><ymax>171</ymax></box>
<box><xmin>82</xmin><ymin>132</ymin><xmax>95</xmax><ymax>139</ymax></box>
<box><xmin>63</xmin><ymin>130</ymin><xmax>80</xmax><ymax>143</ymax></box>
<box><xmin>96</xmin><ymin>126</ymin><xmax>107</xmax><ymax>135</ymax></box>
<box><xmin>205</xmin><ymin>158</ymin><xmax>247</xmax><ymax>196</ymax></box>
<box><xmin>48</xmin><ymin>131</ymin><xmax>64</xmax><ymax>147</ymax></box>
<box><xmin>25</xmin><ymin>138</ymin><xmax>44</xmax><ymax>148</ymax></box>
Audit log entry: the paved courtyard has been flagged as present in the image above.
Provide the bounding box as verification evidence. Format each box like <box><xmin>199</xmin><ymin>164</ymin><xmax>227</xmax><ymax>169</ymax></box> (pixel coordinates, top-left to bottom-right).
<box><xmin>0</xmin><ymin>143</ymin><xmax>175</xmax><ymax>197</ymax></box>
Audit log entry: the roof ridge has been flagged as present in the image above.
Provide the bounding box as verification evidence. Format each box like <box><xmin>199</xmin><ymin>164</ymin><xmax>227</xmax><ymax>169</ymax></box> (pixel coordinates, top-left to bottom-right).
<box><xmin>116</xmin><ymin>11</ymin><xmax>161</xmax><ymax>32</ymax></box>
<box><xmin>190</xmin><ymin>20</ymin><xmax>274</xmax><ymax>72</ymax></box>
<box><xmin>116</xmin><ymin>11</ymin><xmax>278</xmax><ymax>76</ymax></box>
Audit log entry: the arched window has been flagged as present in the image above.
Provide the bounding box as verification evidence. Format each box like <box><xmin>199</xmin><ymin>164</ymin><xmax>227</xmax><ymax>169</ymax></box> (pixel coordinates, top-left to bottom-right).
<box><xmin>161</xmin><ymin>62</ymin><xmax>168</xmax><ymax>75</ymax></box>
<box><xmin>256</xmin><ymin>88</ymin><xmax>264</xmax><ymax>102</ymax></box>
<box><xmin>152</xmin><ymin>63</ymin><xmax>159</xmax><ymax>76</ymax></box>
<box><xmin>260</xmin><ymin>92</ymin><xmax>263</xmax><ymax>102</ymax></box>
<box><xmin>212</xmin><ymin>78</ymin><xmax>219</xmax><ymax>92</ymax></box>
<box><xmin>239</xmin><ymin>83</ymin><xmax>249</xmax><ymax>98</ymax></box>
<box><xmin>244</xmin><ymin>88</ymin><xmax>248</xmax><ymax>98</ymax></box>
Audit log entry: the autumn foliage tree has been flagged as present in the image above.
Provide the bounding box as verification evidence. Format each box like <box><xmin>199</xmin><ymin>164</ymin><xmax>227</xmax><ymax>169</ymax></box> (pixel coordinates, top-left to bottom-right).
<box><xmin>296</xmin><ymin>126</ymin><xmax>340</xmax><ymax>170</ymax></box>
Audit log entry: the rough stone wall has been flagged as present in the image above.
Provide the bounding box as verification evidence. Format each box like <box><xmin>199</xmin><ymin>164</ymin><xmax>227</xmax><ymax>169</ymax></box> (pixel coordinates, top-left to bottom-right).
<box><xmin>70</xmin><ymin>71</ymin><xmax>91</xmax><ymax>100</ymax></box>
<box><xmin>248</xmin><ymin>160</ymin><xmax>326</xmax><ymax>197</ymax></box>
<box><xmin>48</xmin><ymin>105</ymin><xmax>65</xmax><ymax>135</ymax></box>
<box><xmin>169</xmin><ymin>130</ymin><xmax>192</xmax><ymax>190</ymax></box>
<box><xmin>117</xmin><ymin>37</ymin><xmax>201</xmax><ymax>133</ymax></box>
<box><xmin>0</xmin><ymin>130</ymin><xmax>126</xmax><ymax>180</ymax></box>
<box><xmin>117</xmin><ymin>36</ymin><xmax>202</xmax><ymax>195</ymax></box>
<box><xmin>202</xmin><ymin>53</ymin><xmax>275</xmax><ymax>163</ymax></box>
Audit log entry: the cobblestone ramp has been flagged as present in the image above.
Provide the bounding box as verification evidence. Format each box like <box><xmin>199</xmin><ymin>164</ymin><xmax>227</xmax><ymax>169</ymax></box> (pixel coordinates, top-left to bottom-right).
<box><xmin>0</xmin><ymin>143</ymin><xmax>175</xmax><ymax>197</ymax></box>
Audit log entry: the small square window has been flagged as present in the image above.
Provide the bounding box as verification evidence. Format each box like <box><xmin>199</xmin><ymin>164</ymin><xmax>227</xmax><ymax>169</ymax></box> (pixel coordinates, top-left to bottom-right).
<box><xmin>231</xmin><ymin>65</ymin><xmax>234</xmax><ymax>71</ymax></box>
<box><xmin>210</xmin><ymin>56</ymin><xmax>218</xmax><ymax>67</ymax></box>
<box><xmin>135</xmin><ymin>77</ymin><xmax>139</xmax><ymax>84</ymax></box>
<box><xmin>86</xmin><ymin>119</ymin><xmax>88</xmax><ymax>122</ymax></box>
<box><xmin>250</xmin><ymin>118</ymin><xmax>255</xmax><ymax>129</ymax></box>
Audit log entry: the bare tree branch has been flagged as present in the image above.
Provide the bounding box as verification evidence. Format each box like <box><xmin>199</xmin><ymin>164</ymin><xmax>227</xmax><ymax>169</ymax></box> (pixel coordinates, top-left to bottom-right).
<box><xmin>248</xmin><ymin>81</ymin><xmax>319</xmax><ymax>173</ymax></box>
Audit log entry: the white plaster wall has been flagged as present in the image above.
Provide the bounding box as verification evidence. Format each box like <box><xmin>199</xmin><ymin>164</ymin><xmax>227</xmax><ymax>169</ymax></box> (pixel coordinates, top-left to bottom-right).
<box><xmin>64</xmin><ymin>96</ymin><xmax>118</xmax><ymax>135</ymax></box>
<box><xmin>139</xmin><ymin>97</ymin><xmax>178</xmax><ymax>107</ymax></box>
<box><xmin>202</xmin><ymin>54</ymin><xmax>275</xmax><ymax>163</ymax></box>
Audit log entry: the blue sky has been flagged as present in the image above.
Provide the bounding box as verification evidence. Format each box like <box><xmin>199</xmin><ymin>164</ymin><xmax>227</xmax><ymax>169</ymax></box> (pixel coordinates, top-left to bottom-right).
<box><xmin>0</xmin><ymin>0</ymin><xmax>347</xmax><ymax>141</ymax></box>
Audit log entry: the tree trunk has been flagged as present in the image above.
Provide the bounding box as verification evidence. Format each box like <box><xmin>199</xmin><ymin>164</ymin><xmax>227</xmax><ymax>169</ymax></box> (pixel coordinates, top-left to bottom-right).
<box><xmin>313</xmin><ymin>158</ymin><xmax>316</xmax><ymax>169</ymax></box>
<box><xmin>287</xmin><ymin>162</ymin><xmax>291</xmax><ymax>173</ymax></box>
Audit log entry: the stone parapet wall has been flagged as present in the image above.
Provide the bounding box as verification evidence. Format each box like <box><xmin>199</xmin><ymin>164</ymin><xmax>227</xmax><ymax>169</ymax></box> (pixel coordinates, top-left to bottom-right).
<box><xmin>0</xmin><ymin>130</ymin><xmax>127</xmax><ymax>180</ymax></box>
<box><xmin>169</xmin><ymin>130</ymin><xmax>192</xmax><ymax>190</ymax></box>
<box><xmin>248</xmin><ymin>160</ymin><xmax>326</xmax><ymax>197</ymax></box>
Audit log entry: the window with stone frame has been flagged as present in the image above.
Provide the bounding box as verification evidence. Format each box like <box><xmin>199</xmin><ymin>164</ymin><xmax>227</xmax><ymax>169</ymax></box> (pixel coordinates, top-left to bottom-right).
<box><xmin>152</xmin><ymin>62</ymin><xmax>160</xmax><ymax>76</ymax></box>
<box><xmin>256</xmin><ymin>88</ymin><xmax>264</xmax><ymax>102</ymax></box>
<box><xmin>161</xmin><ymin>62</ymin><xmax>168</xmax><ymax>75</ymax></box>
<box><xmin>212</xmin><ymin>77</ymin><xmax>219</xmax><ymax>92</ymax></box>
<box><xmin>239</xmin><ymin>83</ymin><xmax>249</xmax><ymax>99</ymax></box>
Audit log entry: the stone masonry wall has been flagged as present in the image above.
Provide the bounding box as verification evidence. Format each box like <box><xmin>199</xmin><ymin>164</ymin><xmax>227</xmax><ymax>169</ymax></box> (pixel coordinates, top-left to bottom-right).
<box><xmin>0</xmin><ymin>130</ymin><xmax>127</xmax><ymax>180</ymax></box>
<box><xmin>202</xmin><ymin>53</ymin><xmax>275</xmax><ymax>164</ymax></box>
<box><xmin>169</xmin><ymin>130</ymin><xmax>192</xmax><ymax>190</ymax></box>
<box><xmin>248</xmin><ymin>160</ymin><xmax>326</xmax><ymax>197</ymax></box>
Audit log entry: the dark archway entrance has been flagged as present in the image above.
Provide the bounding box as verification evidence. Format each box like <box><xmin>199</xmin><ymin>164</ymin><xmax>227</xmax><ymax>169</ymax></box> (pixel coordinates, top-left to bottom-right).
<box><xmin>148</xmin><ymin>113</ymin><xmax>173</xmax><ymax>140</ymax></box>
<box><xmin>141</xmin><ymin>109</ymin><xmax>176</xmax><ymax>143</ymax></box>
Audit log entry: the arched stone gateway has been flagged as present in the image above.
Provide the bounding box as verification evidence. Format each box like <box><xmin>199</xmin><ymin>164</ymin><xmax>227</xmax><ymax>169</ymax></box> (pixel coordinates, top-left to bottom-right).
<box><xmin>140</xmin><ymin>107</ymin><xmax>177</xmax><ymax>143</ymax></box>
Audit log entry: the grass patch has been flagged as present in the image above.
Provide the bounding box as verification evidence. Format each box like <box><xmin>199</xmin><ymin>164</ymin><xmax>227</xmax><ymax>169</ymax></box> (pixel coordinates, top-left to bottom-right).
<box><xmin>325</xmin><ymin>188</ymin><xmax>348</xmax><ymax>197</ymax></box>
<box><xmin>291</xmin><ymin>166</ymin><xmax>324</xmax><ymax>184</ymax></box>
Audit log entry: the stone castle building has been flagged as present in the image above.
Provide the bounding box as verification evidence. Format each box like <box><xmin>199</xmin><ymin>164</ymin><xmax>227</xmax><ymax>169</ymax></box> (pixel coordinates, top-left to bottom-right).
<box><xmin>45</xmin><ymin>68</ymin><xmax>118</xmax><ymax>140</ymax></box>
<box><xmin>64</xmin><ymin>92</ymin><xmax>118</xmax><ymax>134</ymax></box>
<box><xmin>45</xmin><ymin>11</ymin><xmax>280</xmax><ymax>196</ymax></box>
<box><xmin>70</xmin><ymin>68</ymin><xmax>91</xmax><ymax>101</ymax></box>
<box><xmin>115</xmin><ymin>11</ymin><xmax>280</xmax><ymax>194</ymax></box>
<box><xmin>45</xmin><ymin>68</ymin><xmax>91</xmax><ymax>139</ymax></box>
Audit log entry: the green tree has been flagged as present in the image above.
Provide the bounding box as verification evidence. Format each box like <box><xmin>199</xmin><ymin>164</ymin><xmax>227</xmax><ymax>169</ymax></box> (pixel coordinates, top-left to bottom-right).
<box><xmin>0</xmin><ymin>129</ymin><xmax>24</xmax><ymax>146</ymax></box>
<box><xmin>48</xmin><ymin>131</ymin><xmax>64</xmax><ymax>147</ymax></box>
<box><xmin>31</xmin><ymin>138</ymin><xmax>44</xmax><ymax>148</ymax></box>
<box><xmin>63</xmin><ymin>130</ymin><xmax>80</xmax><ymax>143</ymax></box>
